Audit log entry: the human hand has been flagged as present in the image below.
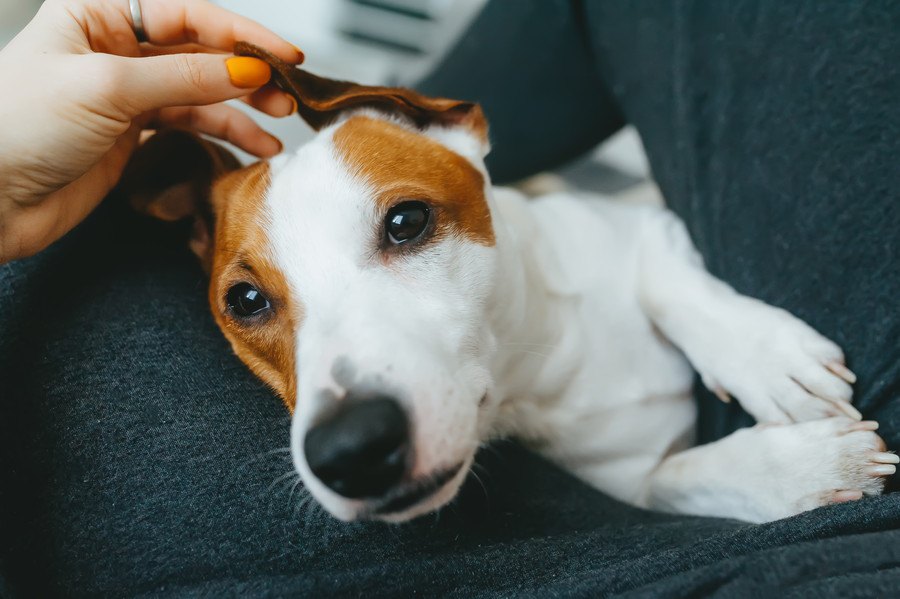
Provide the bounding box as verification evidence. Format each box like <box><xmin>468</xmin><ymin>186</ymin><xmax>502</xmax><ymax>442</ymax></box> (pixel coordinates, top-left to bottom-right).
<box><xmin>0</xmin><ymin>0</ymin><xmax>303</xmax><ymax>263</ymax></box>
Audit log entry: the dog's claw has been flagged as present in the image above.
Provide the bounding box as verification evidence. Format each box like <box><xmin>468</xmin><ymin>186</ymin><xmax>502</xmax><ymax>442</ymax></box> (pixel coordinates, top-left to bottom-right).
<box><xmin>833</xmin><ymin>400</ymin><xmax>863</xmax><ymax>421</ymax></box>
<box><xmin>871</xmin><ymin>452</ymin><xmax>900</xmax><ymax>465</ymax></box>
<box><xmin>845</xmin><ymin>420</ymin><xmax>879</xmax><ymax>433</ymax></box>
<box><xmin>713</xmin><ymin>386</ymin><xmax>732</xmax><ymax>404</ymax></box>
<box><xmin>831</xmin><ymin>489</ymin><xmax>864</xmax><ymax>503</ymax></box>
<box><xmin>867</xmin><ymin>464</ymin><xmax>897</xmax><ymax>477</ymax></box>
<box><xmin>827</xmin><ymin>361</ymin><xmax>857</xmax><ymax>384</ymax></box>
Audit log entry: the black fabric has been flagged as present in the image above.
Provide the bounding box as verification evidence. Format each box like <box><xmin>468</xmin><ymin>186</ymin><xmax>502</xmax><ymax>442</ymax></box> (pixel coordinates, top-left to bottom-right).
<box><xmin>2</xmin><ymin>0</ymin><xmax>899</xmax><ymax>596</ymax></box>
<box><xmin>420</xmin><ymin>0</ymin><xmax>627</xmax><ymax>182</ymax></box>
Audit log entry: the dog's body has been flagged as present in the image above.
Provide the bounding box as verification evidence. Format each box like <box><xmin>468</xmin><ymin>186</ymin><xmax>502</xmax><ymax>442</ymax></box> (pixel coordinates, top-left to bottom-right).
<box><xmin>480</xmin><ymin>184</ymin><xmax>889</xmax><ymax>522</ymax></box>
<box><xmin>124</xmin><ymin>51</ymin><xmax>895</xmax><ymax>524</ymax></box>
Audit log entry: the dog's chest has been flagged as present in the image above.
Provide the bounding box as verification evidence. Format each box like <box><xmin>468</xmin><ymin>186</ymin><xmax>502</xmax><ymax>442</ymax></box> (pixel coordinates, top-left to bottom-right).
<box><xmin>492</xmin><ymin>191</ymin><xmax>696</xmax><ymax>496</ymax></box>
<box><xmin>512</xmin><ymin>191</ymin><xmax>694</xmax><ymax>400</ymax></box>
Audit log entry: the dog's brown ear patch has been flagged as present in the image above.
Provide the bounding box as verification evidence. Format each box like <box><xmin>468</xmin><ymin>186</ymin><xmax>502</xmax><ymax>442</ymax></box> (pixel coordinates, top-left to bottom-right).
<box><xmin>234</xmin><ymin>41</ymin><xmax>486</xmax><ymax>141</ymax></box>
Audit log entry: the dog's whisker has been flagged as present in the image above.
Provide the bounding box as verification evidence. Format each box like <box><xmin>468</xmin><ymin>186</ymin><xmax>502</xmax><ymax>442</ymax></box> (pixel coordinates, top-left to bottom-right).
<box><xmin>293</xmin><ymin>493</ymin><xmax>314</xmax><ymax>525</ymax></box>
<box><xmin>481</xmin><ymin>443</ymin><xmax>501</xmax><ymax>457</ymax></box>
<box><xmin>237</xmin><ymin>447</ymin><xmax>293</xmax><ymax>471</ymax></box>
<box><xmin>468</xmin><ymin>466</ymin><xmax>490</xmax><ymax>510</ymax></box>
<box><xmin>471</xmin><ymin>462</ymin><xmax>495</xmax><ymax>496</ymax></box>
<box><xmin>299</xmin><ymin>494</ymin><xmax>323</xmax><ymax>528</ymax></box>
<box><xmin>266</xmin><ymin>470</ymin><xmax>300</xmax><ymax>495</ymax></box>
<box><xmin>471</xmin><ymin>461</ymin><xmax>493</xmax><ymax>482</ymax></box>
<box><xmin>287</xmin><ymin>478</ymin><xmax>306</xmax><ymax>508</ymax></box>
<box><xmin>297</xmin><ymin>492</ymin><xmax>323</xmax><ymax>527</ymax></box>
<box><xmin>478</xmin><ymin>443</ymin><xmax>510</xmax><ymax>468</ymax></box>
<box><xmin>279</xmin><ymin>476</ymin><xmax>301</xmax><ymax>497</ymax></box>
<box><xmin>295</xmin><ymin>492</ymin><xmax>312</xmax><ymax>514</ymax></box>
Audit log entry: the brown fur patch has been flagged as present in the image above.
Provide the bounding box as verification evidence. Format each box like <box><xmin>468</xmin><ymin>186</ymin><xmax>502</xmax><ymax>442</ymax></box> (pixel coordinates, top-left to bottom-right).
<box><xmin>235</xmin><ymin>41</ymin><xmax>489</xmax><ymax>140</ymax></box>
<box><xmin>208</xmin><ymin>162</ymin><xmax>302</xmax><ymax>411</ymax></box>
<box><xmin>333</xmin><ymin>116</ymin><xmax>495</xmax><ymax>246</ymax></box>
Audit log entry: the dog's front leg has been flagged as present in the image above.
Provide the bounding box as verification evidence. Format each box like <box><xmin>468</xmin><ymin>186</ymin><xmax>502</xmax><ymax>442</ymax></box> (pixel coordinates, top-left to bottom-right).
<box><xmin>636</xmin><ymin>208</ymin><xmax>860</xmax><ymax>424</ymax></box>
<box><xmin>642</xmin><ymin>416</ymin><xmax>893</xmax><ymax>522</ymax></box>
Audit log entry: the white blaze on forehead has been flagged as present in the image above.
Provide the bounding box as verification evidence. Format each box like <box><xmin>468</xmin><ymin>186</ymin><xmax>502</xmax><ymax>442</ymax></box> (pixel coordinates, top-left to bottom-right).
<box><xmin>265</xmin><ymin>126</ymin><xmax>393</xmax><ymax>425</ymax></box>
<box><xmin>266</xmin><ymin>128</ymin><xmax>376</xmax><ymax>309</ymax></box>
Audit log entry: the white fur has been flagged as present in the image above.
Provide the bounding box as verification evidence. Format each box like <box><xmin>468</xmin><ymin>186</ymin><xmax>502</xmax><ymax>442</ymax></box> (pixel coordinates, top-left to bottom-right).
<box><xmin>260</xmin><ymin>112</ymin><xmax>888</xmax><ymax>523</ymax></box>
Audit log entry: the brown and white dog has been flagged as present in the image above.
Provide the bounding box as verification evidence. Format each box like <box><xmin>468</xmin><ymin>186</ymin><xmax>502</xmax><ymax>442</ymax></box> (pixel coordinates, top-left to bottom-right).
<box><xmin>122</xmin><ymin>44</ymin><xmax>895</xmax><ymax>523</ymax></box>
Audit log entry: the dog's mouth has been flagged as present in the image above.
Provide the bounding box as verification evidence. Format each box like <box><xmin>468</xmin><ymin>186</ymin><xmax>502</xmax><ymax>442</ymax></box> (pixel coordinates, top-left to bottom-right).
<box><xmin>364</xmin><ymin>462</ymin><xmax>464</xmax><ymax>517</ymax></box>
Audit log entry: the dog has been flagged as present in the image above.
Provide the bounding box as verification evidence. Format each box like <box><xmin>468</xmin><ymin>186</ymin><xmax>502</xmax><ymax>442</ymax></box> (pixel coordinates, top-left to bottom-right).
<box><xmin>121</xmin><ymin>43</ymin><xmax>895</xmax><ymax>524</ymax></box>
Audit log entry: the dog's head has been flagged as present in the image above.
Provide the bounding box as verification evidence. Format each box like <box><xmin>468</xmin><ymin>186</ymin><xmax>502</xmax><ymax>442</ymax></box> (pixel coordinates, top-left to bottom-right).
<box><xmin>122</xmin><ymin>47</ymin><xmax>501</xmax><ymax>521</ymax></box>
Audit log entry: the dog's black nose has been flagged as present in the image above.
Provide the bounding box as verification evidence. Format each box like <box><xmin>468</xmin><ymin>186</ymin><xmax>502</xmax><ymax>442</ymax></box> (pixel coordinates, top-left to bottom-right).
<box><xmin>304</xmin><ymin>395</ymin><xmax>409</xmax><ymax>499</ymax></box>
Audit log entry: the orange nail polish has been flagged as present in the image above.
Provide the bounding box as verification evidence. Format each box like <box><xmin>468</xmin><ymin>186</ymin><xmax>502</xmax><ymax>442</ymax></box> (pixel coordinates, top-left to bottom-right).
<box><xmin>292</xmin><ymin>45</ymin><xmax>305</xmax><ymax>63</ymax></box>
<box><xmin>286</xmin><ymin>95</ymin><xmax>298</xmax><ymax>115</ymax></box>
<box><xmin>226</xmin><ymin>57</ymin><xmax>271</xmax><ymax>88</ymax></box>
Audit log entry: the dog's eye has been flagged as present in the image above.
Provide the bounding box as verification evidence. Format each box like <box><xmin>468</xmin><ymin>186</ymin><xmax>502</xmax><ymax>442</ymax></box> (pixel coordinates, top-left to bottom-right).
<box><xmin>385</xmin><ymin>201</ymin><xmax>430</xmax><ymax>245</ymax></box>
<box><xmin>226</xmin><ymin>282</ymin><xmax>271</xmax><ymax>318</ymax></box>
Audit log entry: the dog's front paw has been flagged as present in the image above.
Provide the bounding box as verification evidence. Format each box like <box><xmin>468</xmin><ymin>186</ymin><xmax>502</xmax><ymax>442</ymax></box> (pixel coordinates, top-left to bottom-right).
<box><xmin>749</xmin><ymin>418</ymin><xmax>893</xmax><ymax>520</ymax></box>
<box><xmin>696</xmin><ymin>298</ymin><xmax>859</xmax><ymax>423</ymax></box>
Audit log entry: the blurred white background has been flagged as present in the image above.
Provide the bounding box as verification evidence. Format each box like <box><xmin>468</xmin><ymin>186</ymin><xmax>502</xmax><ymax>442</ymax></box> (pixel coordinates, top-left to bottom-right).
<box><xmin>1</xmin><ymin>0</ymin><xmax>649</xmax><ymax>188</ymax></box>
<box><xmin>0</xmin><ymin>0</ymin><xmax>41</xmax><ymax>42</ymax></box>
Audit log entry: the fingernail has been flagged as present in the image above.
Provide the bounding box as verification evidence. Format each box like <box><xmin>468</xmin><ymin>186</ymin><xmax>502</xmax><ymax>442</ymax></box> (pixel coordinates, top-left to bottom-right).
<box><xmin>226</xmin><ymin>57</ymin><xmax>271</xmax><ymax>88</ymax></box>
<box><xmin>868</xmin><ymin>464</ymin><xmax>896</xmax><ymax>476</ymax></box>
<box><xmin>292</xmin><ymin>45</ymin><xmax>305</xmax><ymax>63</ymax></box>
<box><xmin>286</xmin><ymin>94</ymin><xmax>298</xmax><ymax>116</ymax></box>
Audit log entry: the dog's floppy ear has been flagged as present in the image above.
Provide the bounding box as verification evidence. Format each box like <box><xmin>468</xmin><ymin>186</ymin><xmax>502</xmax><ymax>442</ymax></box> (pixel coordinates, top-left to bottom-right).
<box><xmin>234</xmin><ymin>42</ymin><xmax>487</xmax><ymax>145</ymax></box>
<box><xmin>120</xmin><ymin>129</ymin><xmax>240</xmax><ymax>270</ymax></box>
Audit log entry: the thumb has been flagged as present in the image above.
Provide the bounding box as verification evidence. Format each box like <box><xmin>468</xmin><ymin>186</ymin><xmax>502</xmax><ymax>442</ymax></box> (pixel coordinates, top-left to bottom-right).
<box><xmin>113</xmin><ymin>54</ymin><xmax>272</xmax><ymax>114</ymax></box>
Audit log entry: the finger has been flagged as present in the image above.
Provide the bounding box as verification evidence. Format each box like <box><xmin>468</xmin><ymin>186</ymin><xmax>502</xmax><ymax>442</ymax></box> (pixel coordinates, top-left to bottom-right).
<box><xmin>56</xmin><ymin>124</ymin><xmax>143</xmax><ymax>227</ymax></box>
<box><xmin>242</xmin><ymin>86</ymin><xmax>298</xmax><ymax>118</ymax></box>
<box><xmin>140</xmin><ymin>0</ymin><xmax>303</xmax><ymax>64</ymax></box>
<box><xmin>155</xmin><ymin>104</ymin><xmax>282</xmax><ymax>157</ymax></box>
<box><xmin>112</xmin><ymin>53</ymin><xmax>273</xmax><ymax>114</ymax></box>
<box><xmin>140</xmin><ymin>43</ymin><xmax>228</xmax><ymax>57</ymax></box>
<box><xmin>14</xmin><ymin>124</ymin><xmax>144</xmax><ymax>260</ymax></box>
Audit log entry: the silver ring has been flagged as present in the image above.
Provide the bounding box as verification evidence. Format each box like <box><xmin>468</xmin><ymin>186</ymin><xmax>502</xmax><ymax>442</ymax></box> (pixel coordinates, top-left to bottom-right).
<box><xmin>130</xmin><ymin>0</ymin><xmax>148</xmax><ymax>43</ymax></box>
